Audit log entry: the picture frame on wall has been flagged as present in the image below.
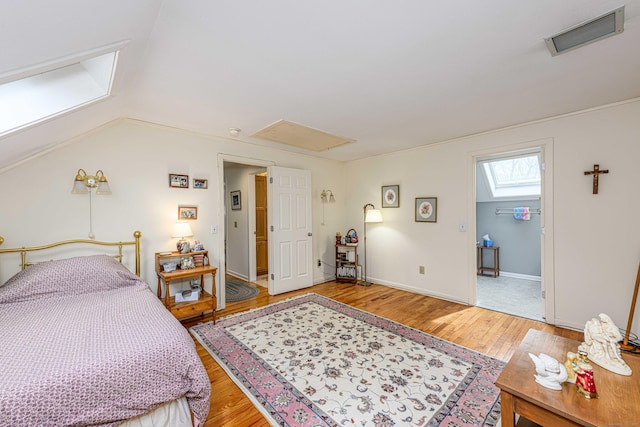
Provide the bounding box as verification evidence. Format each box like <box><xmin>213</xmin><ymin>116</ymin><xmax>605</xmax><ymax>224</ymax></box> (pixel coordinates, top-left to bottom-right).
<box><xmin>193</xmin><ymin>178</ymin><xmax>208</xmax><ymax>189</ymax></box>
<box><xmin>169</xmin><ymin>174</ymin><xmax>189</xmax><ymax>188</ymax></box>
<box><xmin>178</xmin><ymin>205</ymin><xmax>198</xmax><ymax>220</ymax></box>
<box><xmin>381</xmin><ymin>185</ymin><xmax>400</xmax><ymax>208</ymax></box>
<box><xmin>231</xmin><ymin>190</ymin><xmax>241</xmax><ymax>210</ymax></box>
<box><xmin>415</xmin><ymin>197</ymin><xmax>437</xmax><ymax>222</ymax></box>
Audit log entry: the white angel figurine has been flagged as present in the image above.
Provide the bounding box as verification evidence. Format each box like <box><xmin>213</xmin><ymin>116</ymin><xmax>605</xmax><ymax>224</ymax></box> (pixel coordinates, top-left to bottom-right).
<box><xmin>529</xmin><ymin>352</ymin><xmax>568</xmax><ymax>390</ymax></box>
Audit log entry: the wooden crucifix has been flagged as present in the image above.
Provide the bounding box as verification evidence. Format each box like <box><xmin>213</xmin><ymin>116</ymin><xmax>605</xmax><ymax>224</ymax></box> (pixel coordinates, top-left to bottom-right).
<box><xmin>584</xmin><ymin>164</ymin><xmax>609</xmax><ymax>194</ymax></box>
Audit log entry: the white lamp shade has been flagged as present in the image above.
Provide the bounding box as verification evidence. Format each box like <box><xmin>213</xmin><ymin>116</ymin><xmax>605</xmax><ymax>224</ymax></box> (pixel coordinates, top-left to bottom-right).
<box><xmin>71</xmin><ymin>179</ymin><xmax>89</xmax><ymax>194</ymax></box>
<box><xmin>365</xmin><ymin>209</ymin><xmax>383</xmax><ymax>223</ymax></box>
<box><xmin>171</xmin><ymin>222</ymin><xmax>193</xmax><ymax>238</ymax></box>
<box><xmin>95</xmin><ymin>180</ymin><xmax>112</xmax><ymax>195</ymax></box>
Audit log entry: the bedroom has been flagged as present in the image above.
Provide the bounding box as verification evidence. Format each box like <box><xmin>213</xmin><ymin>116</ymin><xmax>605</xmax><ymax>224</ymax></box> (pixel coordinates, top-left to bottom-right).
<box><xmin>1</xmin><ymin>1</ymin><xmax>639</xmax><ymax>425</ymax></box>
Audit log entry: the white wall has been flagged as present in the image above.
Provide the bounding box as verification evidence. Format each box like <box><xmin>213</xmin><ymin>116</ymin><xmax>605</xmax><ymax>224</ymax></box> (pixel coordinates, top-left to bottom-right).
<box><xmin>0</xmin><ymin>119</ymin><xmax>347</xmax><ymax>301</ymax></box>
<box><xmin>344</xmin><ymin>99</ymin><xmax>640</xmax><ymax>334</ymax></box>
<box><xmin>2</xmin><ymin>100</ymin><xmax>639</xmax><ymax>337</ymax></box>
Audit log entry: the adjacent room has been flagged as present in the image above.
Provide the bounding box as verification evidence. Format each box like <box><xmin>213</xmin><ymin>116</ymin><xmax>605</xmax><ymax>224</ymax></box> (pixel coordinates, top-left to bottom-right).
<box><xmin>1</xmin><ymin>1</ymin><xmax>639</xmax><ymax>426</ymax></box>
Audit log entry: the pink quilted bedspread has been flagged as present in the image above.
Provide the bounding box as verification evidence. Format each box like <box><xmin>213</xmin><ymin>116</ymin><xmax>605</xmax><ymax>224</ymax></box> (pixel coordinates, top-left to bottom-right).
<box><xmin>0</xmin><ymin>255</ymin><xmax>210</xmax><ymax>426</ymax></box>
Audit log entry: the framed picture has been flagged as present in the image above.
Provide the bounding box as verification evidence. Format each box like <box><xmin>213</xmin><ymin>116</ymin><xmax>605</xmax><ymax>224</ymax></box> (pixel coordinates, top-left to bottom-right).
<box><xmin>169</xmin><ymin>174</ymin><xmax>189</xmax><ymax>188</ymax></box>
<box><xmin>193</xmin><ymin>178</ymin><xmax>208</xmax><ymax>189</ymax></box>
<box><xmin>230</xmin><ymin>190</ymin><xmax>241</xmax><ymax>210</ymax></box>
<box><xmin>178</xmin><ymin>205</ymin><xmax>198</xmax><ymax>220</ymax></box>
<box><xmin>415</xmin><ymin>197</ymin><xmax>437</xmax><ymax>222</ymax></box>
<box><xmin>381</xmin><ymin>185</ymin><xmax>400</xmax><ymax>208</ymax></box>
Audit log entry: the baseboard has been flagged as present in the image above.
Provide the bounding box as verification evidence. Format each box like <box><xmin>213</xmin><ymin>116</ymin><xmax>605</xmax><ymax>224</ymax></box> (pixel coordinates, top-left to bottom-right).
<box><xmin>372</xmin><ymin>277</ymin><xmax>469</xmax><ymax>306</ymax></box>
<box><xmin>227</xmin><ymin>270</ymin><xmax>248</xmax><ymax>281</ymax></box>
<box><xmin>499</xmin><ymin>271</ymin><xmax>541</xmax><ymax>281</ymax></box>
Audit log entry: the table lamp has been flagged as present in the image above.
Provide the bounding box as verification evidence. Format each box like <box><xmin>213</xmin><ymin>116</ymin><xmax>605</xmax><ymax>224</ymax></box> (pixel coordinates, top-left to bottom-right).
<box><xmin>172</xmin><ymin>222</ymin><xmax>193</xmax><ymax>253</ymax></box>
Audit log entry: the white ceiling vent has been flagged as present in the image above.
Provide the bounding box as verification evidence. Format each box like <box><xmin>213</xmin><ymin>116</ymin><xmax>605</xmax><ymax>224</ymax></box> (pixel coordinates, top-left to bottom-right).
<box><xmin>545</xmin><ymin>6</ymin><xmax>625</xmax><ymax>56</ymax></box>
<box><xmin>251</xmin><ymin>119</ymin><xmax>355</xmax><ymax>152</ymax></box>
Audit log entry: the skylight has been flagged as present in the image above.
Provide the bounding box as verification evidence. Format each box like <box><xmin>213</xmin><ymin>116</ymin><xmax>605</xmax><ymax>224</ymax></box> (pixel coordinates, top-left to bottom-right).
<box><xmin>481</xmin><ymin>153</ymin><xmax>541</xmax><ymax>199</ymax></box>
<box><xmin>0</xmin><ymin>48</ymin><xmax>120</xmax><ymax>137</ymax></box>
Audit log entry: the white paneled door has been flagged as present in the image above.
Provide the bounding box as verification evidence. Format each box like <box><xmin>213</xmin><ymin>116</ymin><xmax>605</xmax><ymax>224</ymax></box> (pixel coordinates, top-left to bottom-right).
<box><xmin>268</xmin><ymin>166</ymin><xmax>313</xmax><ymax>295</ymax></box>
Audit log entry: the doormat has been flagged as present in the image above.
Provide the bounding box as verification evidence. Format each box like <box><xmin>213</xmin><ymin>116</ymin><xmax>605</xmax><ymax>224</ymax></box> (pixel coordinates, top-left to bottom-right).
<box><xmin>190</xmin><ymin>293</ymin><xmax>503</xmax><ymax>426</ymax></box>
<box><xmin>225</xmin><ymin>280</ymin><xmax>260</xmax><ymax>302</ymax></box>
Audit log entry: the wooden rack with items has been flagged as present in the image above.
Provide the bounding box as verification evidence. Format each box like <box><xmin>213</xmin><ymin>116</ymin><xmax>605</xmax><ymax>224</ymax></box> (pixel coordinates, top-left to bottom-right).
<box><xmin>335</xmin><ymin>244</ymin><xmax>358</xmax><ymax>283</ymax></box>
<box><xmin>155</xmin><ymin>250</ymin><xmax>216</xmax><ymax>323</ymax></box>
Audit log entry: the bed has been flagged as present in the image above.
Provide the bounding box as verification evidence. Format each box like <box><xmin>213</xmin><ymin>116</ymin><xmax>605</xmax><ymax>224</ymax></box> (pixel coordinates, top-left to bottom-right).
<box><xmin>0</xmin><ymin>232</ymin><xmax>210</xmax><ymax>427</ymax></box>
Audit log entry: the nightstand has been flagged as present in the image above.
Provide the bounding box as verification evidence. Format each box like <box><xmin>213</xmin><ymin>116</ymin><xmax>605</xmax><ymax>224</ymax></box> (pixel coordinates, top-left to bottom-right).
<box><xmin>155</xmin><ymin>251</ymin><xmax>216</xmax><ymax>323</ymax></box>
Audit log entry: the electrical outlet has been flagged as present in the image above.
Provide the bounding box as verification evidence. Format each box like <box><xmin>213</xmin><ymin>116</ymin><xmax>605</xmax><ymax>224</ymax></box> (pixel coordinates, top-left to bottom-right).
<box><xmin>419</xmin><ymin>266</ymin><xmax>425</xmax><ymax>274</ymax></box>
<box><xmin>317</xmin><ymin>259</ymin><xmax>322</xmax><ymax>267</ymax></box>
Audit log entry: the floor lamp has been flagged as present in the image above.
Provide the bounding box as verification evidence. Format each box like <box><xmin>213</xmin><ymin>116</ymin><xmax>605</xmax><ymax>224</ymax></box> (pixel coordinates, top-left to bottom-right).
<box><xmin>361</xmin><ymin>203</ymin><xmax>383</xmax><ymax>286</ymax></box>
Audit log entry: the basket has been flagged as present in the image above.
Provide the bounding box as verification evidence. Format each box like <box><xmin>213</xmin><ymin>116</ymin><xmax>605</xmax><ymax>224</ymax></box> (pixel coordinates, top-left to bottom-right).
<box><xmin>346</xmin><ymin>228</ymin><xmax>358</xmax><ymax>244</ymax></box>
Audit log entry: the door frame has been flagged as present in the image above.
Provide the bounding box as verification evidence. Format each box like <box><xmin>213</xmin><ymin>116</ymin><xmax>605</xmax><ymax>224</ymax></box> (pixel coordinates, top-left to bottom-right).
<box><xmin>466</xmin><ymin>138</ymin><xmax>555</xmax><ymax>324</ymax></box>
<box><xmin>217</xmin><ymin>154</ymin><xmax>274</xmax><ymax>310</ymax></box>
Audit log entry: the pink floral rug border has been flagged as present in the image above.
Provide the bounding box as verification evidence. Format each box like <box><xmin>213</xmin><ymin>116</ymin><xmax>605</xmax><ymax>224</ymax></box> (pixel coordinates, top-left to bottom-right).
<box><xmin>191</xmin><ymin>293</ymin><xmax>504</xmax><ymax>426</ymax></box>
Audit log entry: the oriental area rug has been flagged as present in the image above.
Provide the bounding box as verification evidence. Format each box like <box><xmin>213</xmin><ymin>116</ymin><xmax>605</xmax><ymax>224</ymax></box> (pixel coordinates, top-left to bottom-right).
<box><xmin>190</xmin><ymin>293</ymin><xmax>504</xmax><ymax>427</ymax></box>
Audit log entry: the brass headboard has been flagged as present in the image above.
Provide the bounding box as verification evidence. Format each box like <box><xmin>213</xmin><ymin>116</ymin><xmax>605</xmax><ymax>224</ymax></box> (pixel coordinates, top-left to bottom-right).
<box><xmin>0</xmin><ymin>231</ymin><xmax>142</xmax><ymax>276</ymax></box>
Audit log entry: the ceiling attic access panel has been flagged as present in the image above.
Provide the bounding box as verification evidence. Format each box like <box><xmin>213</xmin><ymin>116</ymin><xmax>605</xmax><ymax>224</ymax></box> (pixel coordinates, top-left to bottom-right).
<box><xmin>251</xmin><ymin>119</ymin><xmax>355</xmax><ymax>152</ymax></box>
<box><xmin>0</xmin><ymin>42</ymin><xmax>126</xmax><ymax>138</ymax></box>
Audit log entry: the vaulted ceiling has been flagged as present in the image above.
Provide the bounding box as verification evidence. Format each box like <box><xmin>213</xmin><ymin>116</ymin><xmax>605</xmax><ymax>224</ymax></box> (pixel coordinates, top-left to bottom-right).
<box><xmin>1</xmin><ymin>0</ymin><xmax>639</xmax><ymax>170</ymax></box>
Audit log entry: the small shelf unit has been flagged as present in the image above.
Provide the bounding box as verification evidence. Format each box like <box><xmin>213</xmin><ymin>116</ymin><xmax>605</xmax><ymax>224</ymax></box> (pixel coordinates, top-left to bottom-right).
<box><xmin>335</xmin><ymin>244</ymin><xmax>358</xmax><ymax>283</ymax></box>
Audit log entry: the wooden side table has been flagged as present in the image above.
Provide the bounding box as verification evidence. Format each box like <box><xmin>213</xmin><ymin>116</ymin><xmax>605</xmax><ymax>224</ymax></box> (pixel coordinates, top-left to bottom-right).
<box><xmin>155</xmin><ymin>251</ymin><xmax>217</xmax><ymax>323</ymax></box>
<box><xmin>477</xmin><ymin>245</ymin><xmax>500</xmax><ymax>277</ymax></box>
<box><xmin>496</xmin><ymin>329</ymin><xmax>640</xmax><ymax>427</ymax></box>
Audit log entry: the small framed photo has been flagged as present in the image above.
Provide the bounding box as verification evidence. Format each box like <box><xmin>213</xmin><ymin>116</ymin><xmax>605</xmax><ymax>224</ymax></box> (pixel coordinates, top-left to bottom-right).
<box><xmin>381</xmin><ymin>185</ymin><xmax>400</xmax><ymax>208</ymax></box>
<box><xmin>193</xmin><ymin>178</ymin><xmax>208</xmax><ymax>189</ymax></box>
<box><xmin>230</xmin><ymin>190</ymin><xmax>241</xmax><ymax>210</ymax></box>
<box><xmin>169</xmin><ymin>174</ymin><xmax>189</xmax><ymax>188</ymax></box>
<box><xmin>415</xmin><ymin>197</ymin><xmax>437</xmax><ymax>223</ymax></box>
<box><xmin>178</xmin><ymin>205</ymin><xmax>198</xmax><ymax>220</ymax></box>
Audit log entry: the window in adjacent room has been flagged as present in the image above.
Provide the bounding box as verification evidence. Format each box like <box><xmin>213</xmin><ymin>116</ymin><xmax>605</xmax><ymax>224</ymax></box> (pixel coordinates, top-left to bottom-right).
<box><xmin>0</xmin><ymin>43</ymin><xmax>123</xmax><ymax>137</ymax></box>
<box><xmin>480</xmin><ymin>152</ymin><xmax>541</xmax><ymax>199</ymax></box>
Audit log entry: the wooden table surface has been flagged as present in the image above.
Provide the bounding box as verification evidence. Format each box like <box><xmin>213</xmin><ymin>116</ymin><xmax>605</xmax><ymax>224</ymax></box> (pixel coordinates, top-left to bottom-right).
<box><xmin>495</xmin><ymin>328</ymin><xmax>640</xmax><ymax>427</ymax></box>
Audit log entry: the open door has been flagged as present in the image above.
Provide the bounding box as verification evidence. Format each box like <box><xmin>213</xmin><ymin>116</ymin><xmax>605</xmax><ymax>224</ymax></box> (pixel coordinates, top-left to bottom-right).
<box><xmin>255</xmin><ymin>174</ymin><xmax>268</xmax><ymax>276</ymax></box>
<box><xmin>268</xmin><ymin>166</ymin><xmax>313</xmax><ymax>295</ymax></box>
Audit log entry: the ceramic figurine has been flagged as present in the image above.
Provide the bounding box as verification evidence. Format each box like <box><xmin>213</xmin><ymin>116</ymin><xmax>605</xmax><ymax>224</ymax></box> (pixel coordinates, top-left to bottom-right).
<box><xmin>528</xmin><ymin>353</ymin><xmax>568</xmax><ymax>390</ymax></box>
<box><xmin>564</xmin><ymin>352</ymin><xmax>579</xmax><ymax>384</ymax></box>
<box><xmin>575</xmin><ymin>350</ymin><xmax>598</xmax><ymax>399</ymax></box>
<box><xmin>580</xmin><ymin>313</ymin><xmax>632</xmax><ymax>376</ymax></box>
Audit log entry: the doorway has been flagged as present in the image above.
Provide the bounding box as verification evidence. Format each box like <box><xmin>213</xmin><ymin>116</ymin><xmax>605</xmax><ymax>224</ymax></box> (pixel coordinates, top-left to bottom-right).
<box><xmin>219</xmin><ymin>156</ymin><xmax>274</xmax><ymax>310</ymax></box>
<box><xmin>217</xmin><ymin>156</ymin><xmax>314</xmax><ymax>308</ymax></box>
<box><xmin>473</xmin><ymin>147</ymin><xmax>547</xmax><ymax>321</ymax></box>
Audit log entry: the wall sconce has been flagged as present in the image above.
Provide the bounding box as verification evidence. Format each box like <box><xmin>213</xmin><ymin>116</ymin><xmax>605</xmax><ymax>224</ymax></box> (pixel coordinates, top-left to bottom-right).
<box><xmin>71</xmin><ymin>169</ymin><xmax>112</xmax><ymax>239</ymax></box>
<box><xmin>320</xmin><ymin>189</ymin><xmax>335</xmax><ymax>203</ymax></box>
<box><xmin>71</xmin><ymin>169</ymin><xmax>112</xmax><ymax>195</ymax></box>
<box><xmin>320</xmin><ymin>189</ymin><xmax>335</xmax><ymax>225</ymax></box>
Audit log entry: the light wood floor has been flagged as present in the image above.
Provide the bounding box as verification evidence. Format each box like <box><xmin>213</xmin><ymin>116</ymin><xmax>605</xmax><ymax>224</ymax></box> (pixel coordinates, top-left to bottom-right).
<box><xmin>182</xmin><ymin>280</ymin><xmax>582</xmax><ymax>427</ymax></box>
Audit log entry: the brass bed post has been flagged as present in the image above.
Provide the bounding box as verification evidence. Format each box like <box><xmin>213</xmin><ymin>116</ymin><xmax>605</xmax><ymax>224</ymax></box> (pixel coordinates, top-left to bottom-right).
<box><xmin>134</xmin><ymin>231</ymin><xmax>142</xmax><ymax>277</ymax></box>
